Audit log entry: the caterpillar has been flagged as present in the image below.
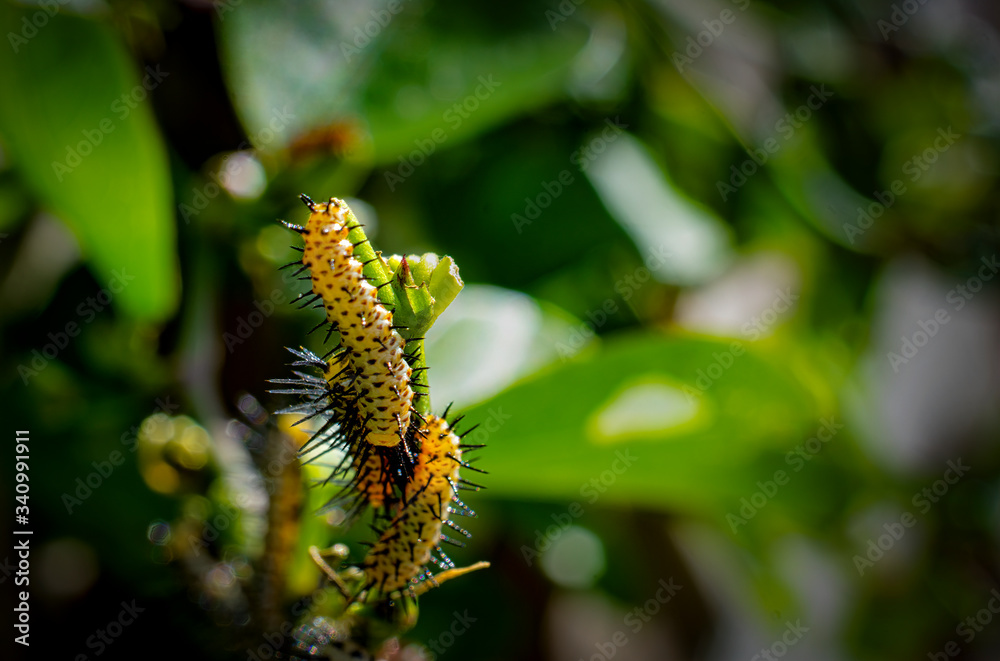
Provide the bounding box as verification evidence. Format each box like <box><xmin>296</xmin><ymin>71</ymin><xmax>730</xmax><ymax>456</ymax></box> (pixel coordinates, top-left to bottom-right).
<box><xmin>360</xmin><ymin>414</ymin><xmax>483</xmax><ymax>597</ymax></box>
<box><xmin>284</xmin><ymin>195</ymin><xmax>415</xmax><ymax>449</ymax></box>
<box><xmin>272</xmin><ymin>194</ymin><xmax>488</xmax><ymax>615</ymax></box>
<box><xmin>272</xmin><ymin>195</ymin><xmax>423</xmax><ymax>514</ymax></box>
<box><xmin>270</xmin><ymin>344</ymin><xmax>414</xmax><ymax>518</ymax></box>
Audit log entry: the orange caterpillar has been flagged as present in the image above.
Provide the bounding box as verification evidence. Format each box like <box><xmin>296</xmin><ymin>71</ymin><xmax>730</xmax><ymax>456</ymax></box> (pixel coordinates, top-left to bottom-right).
<box><xmin>350</xmin><ymin>447</ymin><xmax>394</xmax><ymax>510</ymax></box>
<box><xmin>286</xmin><ymin>196</ymin><xmax>414</xmax><ymax>448</ymax></box>
<box><xmin>361</xmin><ymin>414</ymin><xmax>479</xmax><ymax>596</ymax></box>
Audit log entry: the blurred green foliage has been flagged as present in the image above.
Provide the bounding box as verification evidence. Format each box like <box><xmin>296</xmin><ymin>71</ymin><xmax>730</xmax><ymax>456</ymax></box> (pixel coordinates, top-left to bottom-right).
<box><xmin>1</xmin><ymin>0</ymin><xmax>999</xmax><ymax>660</ymax></box>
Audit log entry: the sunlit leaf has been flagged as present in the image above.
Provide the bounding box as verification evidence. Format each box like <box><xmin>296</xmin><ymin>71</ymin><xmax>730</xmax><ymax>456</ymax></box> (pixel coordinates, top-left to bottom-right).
<box><xmin>0</xmin><ymin>8</ymin><xmax>178</xmax><ymax>320</ymax></box>
<box><xmin>461</xmin><ymin>333</ymin><xmax>826</xmax><ymax>513</ymax></box>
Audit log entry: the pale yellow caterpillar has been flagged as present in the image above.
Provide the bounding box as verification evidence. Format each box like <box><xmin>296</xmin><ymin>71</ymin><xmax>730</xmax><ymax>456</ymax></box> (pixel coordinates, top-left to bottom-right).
<box><xmin>272</xmin><ymin>341</ymin><xmax>408</xmax><ymax>516</ymax></box>
<box><xmin>289</xmin><ymin>196</ymin><xmax>414</xmax><ymax>448</ymax></box>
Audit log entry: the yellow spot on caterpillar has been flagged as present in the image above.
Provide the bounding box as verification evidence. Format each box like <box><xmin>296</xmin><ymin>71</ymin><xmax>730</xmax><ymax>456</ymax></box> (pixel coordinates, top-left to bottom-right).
<box><xmin>302</xmin><ymin>199</ymin><xmax>414</xmax><ymax>447</ymax></box>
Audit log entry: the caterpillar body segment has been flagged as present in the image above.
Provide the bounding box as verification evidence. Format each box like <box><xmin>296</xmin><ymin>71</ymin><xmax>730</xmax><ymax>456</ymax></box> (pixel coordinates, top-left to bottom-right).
<box><xmin>299</xmin><ymin>198</ymin><xmax>414</xmax><ymax>448</ymax></box>
<box><xmin>360</xmin><ymin>415</ymin><xmax>482</xmax><ymax>597</ymax></box>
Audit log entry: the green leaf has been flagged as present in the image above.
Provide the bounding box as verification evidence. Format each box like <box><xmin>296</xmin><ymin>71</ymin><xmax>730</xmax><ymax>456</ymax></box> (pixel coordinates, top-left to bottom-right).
<box><xmin>423</xmin><ymin>284</ymin><xmax>582</xmax><ymax>410</ymax></box>
<box><xmin>460</xmin><ymin>333</ymin><xmax>826</xmax><ymax>513</ymax></box>
<box><xmin>0</xmin><ymin>8</ymin><xmax>178</xmax><ymax>320</ymax></box>
<box><xmin>218</xmin><ymin>0</ymin><xmax>588</xmax><ymax>161</ymax></box>
<box><xmin>383</xmin><ymin>252</ymin><xmax>464</xmax><ymax>414</ymax></box>
<box><xmin>384</xmin><ymin>252</ymin><xmax>464</xmax><ymax>338</ymax></box>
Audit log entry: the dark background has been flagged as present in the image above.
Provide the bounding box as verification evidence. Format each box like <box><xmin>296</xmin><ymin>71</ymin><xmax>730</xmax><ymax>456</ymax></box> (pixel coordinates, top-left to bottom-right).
<box><xmin>2</xmin><ymin>0</ymin><xmax>1000</xmax><ymax>659</ymax></box>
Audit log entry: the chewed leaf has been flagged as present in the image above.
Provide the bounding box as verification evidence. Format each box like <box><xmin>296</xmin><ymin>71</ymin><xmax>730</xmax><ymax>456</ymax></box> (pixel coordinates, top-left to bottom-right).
<box><xmin>385</xmin><ymin>253</ymin><xmax>465</xmax><ymax>338</ymax></box>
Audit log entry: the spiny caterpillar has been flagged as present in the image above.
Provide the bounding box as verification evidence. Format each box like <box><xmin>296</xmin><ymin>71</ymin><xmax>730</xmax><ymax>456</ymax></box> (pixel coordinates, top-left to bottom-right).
<box><xmin>360</xmin><ymin>414</ymin><xmax>486</xmax><ymax>598</ymax></box>
<box><xmin>270</xmin><ymin>345</ymin><xmax>413</xmax><ymax>517</ymax></box>
<box><xmin>272</xmin><ymin>195</ymin><xmax>422</xmax><ymax>513</ymax></box>
<box><xmin>350</xmin><ymin>445</ymin><xmax>394</xmax><ymax>510</ymax></box>
<box><xmin>271</xmin><ymin>194</ymin><xmax>487</xmax><ymax>626</ymax></box>
<box><xmin>284</xmin><ymin>195</ymin><xmax>415</xmax><ymax>449</ymax></box>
